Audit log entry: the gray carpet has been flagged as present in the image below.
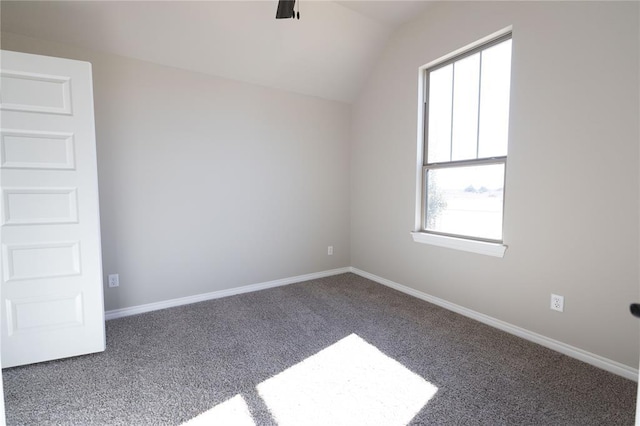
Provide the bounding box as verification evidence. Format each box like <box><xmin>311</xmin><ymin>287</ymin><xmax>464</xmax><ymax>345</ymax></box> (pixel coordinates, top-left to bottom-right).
<box><xmin>3</xmin><ymin>273</ymin><xmax>636</xmax><ymax>425</ymax></box>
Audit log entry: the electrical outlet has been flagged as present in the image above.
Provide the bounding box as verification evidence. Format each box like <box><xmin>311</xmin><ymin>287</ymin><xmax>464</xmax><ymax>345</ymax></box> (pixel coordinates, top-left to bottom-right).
<box><xmin>328</xmin><ymin>246</ymin><xmax>334</xmax><ymax>255</ymax></box>
<box><xmin>108</xmin><ymin>274</ymin><xmax>120</xmax><ymax>288</ymax></box>
<box><xmin>550</xmin><ymin>294</ymin><xmax>564</xmax><ymax>312</ymax></box>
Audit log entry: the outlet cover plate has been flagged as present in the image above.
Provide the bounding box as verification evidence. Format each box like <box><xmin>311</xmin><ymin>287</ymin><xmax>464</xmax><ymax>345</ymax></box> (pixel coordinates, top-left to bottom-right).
<box><xmin>550</xmin><ymin>294</ymin><xmax>564</xmax><ymax>312</ymax></box>
<box><xmin>108</xmin><ymin>274</ymin><xmax>119</xmax><ymax>288</ymax></box>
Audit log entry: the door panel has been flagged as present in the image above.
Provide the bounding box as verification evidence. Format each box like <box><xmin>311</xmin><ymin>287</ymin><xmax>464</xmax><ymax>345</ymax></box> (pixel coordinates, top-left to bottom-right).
<box><xmin>1</xmin><ymin>129</ymin><xmax>75</xmax><ymax>170</ymax></box>
<box><xmin>0</xmin><ymin>50</ymin><xmax>105</xmax><ymax>368</ymax></box>
<box><xmin>0</xmin><ymin>71</ymin><xmax>71</xmax><ymax>114</ymax></box>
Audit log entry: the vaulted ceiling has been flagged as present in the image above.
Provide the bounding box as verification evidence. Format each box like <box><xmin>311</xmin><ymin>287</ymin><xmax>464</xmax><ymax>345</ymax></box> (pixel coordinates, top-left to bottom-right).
<box><xmin>0</xmin><ymin>1</ymin><xmax>433</xmax><ymax>103</ymax></box>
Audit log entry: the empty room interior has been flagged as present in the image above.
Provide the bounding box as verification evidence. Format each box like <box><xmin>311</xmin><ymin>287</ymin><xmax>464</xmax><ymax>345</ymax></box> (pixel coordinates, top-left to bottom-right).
<box><xmin>0</xmin><ymin>0</ymin><xmax>639</xmax><ymax>424</ymax></box>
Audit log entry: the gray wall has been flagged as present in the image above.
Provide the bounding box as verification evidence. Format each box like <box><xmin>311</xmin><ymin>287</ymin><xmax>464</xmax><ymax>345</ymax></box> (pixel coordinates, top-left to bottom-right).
<box><xmin>351</xmin><ymin>1</ymin><xmax>640</xmax><ymax>368</ymax></box>
<box><xmin>1</xmin><ymin>32</ymin><xmax>352</xmax><ymax>312</ymax></box>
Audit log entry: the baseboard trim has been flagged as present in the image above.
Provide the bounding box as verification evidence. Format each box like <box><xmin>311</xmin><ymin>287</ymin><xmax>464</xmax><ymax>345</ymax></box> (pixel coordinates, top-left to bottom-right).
<box><xmin>349</xmin><ymin>267</ymin><xmax>639</xmax><ymax>382</ymax></box>
<box><xmin>105</xmin><ymin>267</ymin><xmax>351</xmax><ymax>321</ymax></box>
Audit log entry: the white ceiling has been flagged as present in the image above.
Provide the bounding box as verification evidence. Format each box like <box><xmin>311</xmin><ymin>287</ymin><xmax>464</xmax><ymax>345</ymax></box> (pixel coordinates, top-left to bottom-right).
<box><xmin>336</xmin><ymin>1</ymin><xmax>433</xmax><ymax>27</ymax></box>
<box><xmin>0</xmin><ymin>1</ymin><xmax>433</xmax><ymax>103</ymax></box>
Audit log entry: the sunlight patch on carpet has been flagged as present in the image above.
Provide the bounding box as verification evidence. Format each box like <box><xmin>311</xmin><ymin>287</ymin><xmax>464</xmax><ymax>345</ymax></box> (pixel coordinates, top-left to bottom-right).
<box><xmin>181</xmin><ymin>394</ymin><xmax>255</xmax><ymax>426</ymax></box>
<box><xmin>257</xmin><ymin>333</ymin><xmax>437</xmax><ymax>426</ymax></box>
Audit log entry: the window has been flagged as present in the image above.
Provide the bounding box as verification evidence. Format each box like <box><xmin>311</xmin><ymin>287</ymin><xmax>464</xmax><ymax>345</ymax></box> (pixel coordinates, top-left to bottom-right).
<box><xmin>413</xmin><ymin>32</ymin><xmax>512</xmax><ymax>256</ymax></box>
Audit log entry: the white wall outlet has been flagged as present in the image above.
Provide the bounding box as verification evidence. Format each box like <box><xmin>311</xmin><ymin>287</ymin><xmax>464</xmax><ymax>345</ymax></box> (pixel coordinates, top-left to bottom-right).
<box><xmin>550</xmin><ymin>294</ymin><xmax>564</xmax><ymax>312</ymax></box>
<box><xmin>108</xmin><ymin>274</ymin><xmax>120</xmax><ymax>288</ymax></box>
<box><xmin>328</xmin><ymin>246</ymin><xmax>334</xmax><ymax>255</ymax></box>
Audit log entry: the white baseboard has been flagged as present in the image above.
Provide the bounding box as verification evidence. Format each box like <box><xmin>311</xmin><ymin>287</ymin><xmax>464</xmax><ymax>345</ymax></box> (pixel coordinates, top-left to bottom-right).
<box><xmin>349</xmin><ymin>267</ymin><xmax>639</xmax><ymax>382</ymax></box>
<box><xmin>104</xmin><ymin>267</ymin><xmax>351</xmax><ymax>321</ymax></box>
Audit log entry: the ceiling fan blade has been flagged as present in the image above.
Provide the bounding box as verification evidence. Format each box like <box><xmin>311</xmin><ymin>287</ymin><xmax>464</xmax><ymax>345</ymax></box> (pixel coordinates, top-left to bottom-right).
<box><xmin>276</xmin><ymin>0</ymin><xmax>296</xmax><ymax>19</ymax></box>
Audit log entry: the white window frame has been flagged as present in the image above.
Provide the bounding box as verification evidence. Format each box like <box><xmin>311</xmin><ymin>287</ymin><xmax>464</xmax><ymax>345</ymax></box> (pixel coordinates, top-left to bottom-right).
<box><xmin>412</xmin><ymin>27</ymin><xmax>512</xmax><ymax>258</ymax></box>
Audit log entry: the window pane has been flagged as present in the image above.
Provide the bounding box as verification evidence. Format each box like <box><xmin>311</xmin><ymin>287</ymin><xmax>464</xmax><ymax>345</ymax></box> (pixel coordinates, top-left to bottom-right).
<box><xmin>425</xmin><ymin>163</ymin><xmax>505</xmax><ymax>241</ymax></box>
<box><xmin>478</xmin><ymin>39</ymin><xmax>512</xmax><ymax>158</ymax></box>
<box><xmin>427</xmin><ymin>64</ymin><xmax>453</xmax><ymax>163</ymax></box>
<box><xmin>451</xmin><ymin>53</ymin><xmax>480</xmax><ymax>161</ymax></box>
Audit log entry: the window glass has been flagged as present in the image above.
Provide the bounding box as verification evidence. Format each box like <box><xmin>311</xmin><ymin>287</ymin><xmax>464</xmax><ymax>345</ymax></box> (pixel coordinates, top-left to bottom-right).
<box><xmin>478</xmin><ymin>40</ymin><xmax>512</xmax><ymax>158</ymax></box>
<box><xmin>451</xmin><ymin>53</ymin><xmax>480</xmax><ymax>161</ymax></box>
<box><xmin>425</xmin><ymin>163</ymin><xmax>505</xmax><ymax>241</ymax></box>
<box><xmin>427</xmin><ymin>64</ymin><xmax>453</xmax><ymax>163</ymax></box>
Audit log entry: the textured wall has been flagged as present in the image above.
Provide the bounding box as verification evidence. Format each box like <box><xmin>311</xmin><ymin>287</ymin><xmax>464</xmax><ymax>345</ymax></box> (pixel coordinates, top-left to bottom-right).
<box><xmin>350</xmin><ymin>2</ymin><xmax>640</xmax><ymax>367</ymax></box>
<box><xmin>2</xmin><ymin>32</ymin><xmax>352</xmax><ymax>311</ymax></box>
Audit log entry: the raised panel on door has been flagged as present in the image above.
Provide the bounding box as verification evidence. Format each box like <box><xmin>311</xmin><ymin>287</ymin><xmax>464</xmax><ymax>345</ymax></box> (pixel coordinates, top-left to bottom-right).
<box><xmin>2</xmin><ymin>187</ymin><xmax>79</xmax><ymax>225</ymax></box>
<box><xmin>0</xmin><ymin>49</ymin><xmax>105</xmax><ymax>368</ymax></box>
<box><xmin>1</xmin><ymin>129</ymin><xmax>76</xmax><ymax>170</ymax></box>
<box><xmin>0</xmin><ymin>70</ymin><xmax>72</xmax><ymax>114</ymax></box>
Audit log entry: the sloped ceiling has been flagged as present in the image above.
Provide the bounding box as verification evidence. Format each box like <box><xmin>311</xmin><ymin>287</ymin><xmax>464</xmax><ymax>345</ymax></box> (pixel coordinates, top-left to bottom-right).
<box><xmin>0</xmin><ymin>1</ymin><xmax>432</xmax><ymax>103</ymax></box>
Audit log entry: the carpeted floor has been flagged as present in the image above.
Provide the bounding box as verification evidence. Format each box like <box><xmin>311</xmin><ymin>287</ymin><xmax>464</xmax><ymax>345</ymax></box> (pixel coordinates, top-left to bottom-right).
<box><xmin>2</xmin><ymin>273</ymin><xmax>637</xmax><ymax>425</ymax></box>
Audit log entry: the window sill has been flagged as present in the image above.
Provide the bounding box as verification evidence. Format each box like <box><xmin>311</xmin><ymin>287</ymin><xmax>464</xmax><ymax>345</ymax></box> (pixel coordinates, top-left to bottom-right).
<box><xmin>411</xmin><ymin>232</ymin><xmax>507</xmax><ymax>258</ymax></box>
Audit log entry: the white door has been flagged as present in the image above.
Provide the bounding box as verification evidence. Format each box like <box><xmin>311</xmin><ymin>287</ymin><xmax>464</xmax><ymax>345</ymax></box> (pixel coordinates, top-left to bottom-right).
<box><xmin>0</xmin><ymin>50</ymin><xmax>105</xmax><ymax>368</ymax></box>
